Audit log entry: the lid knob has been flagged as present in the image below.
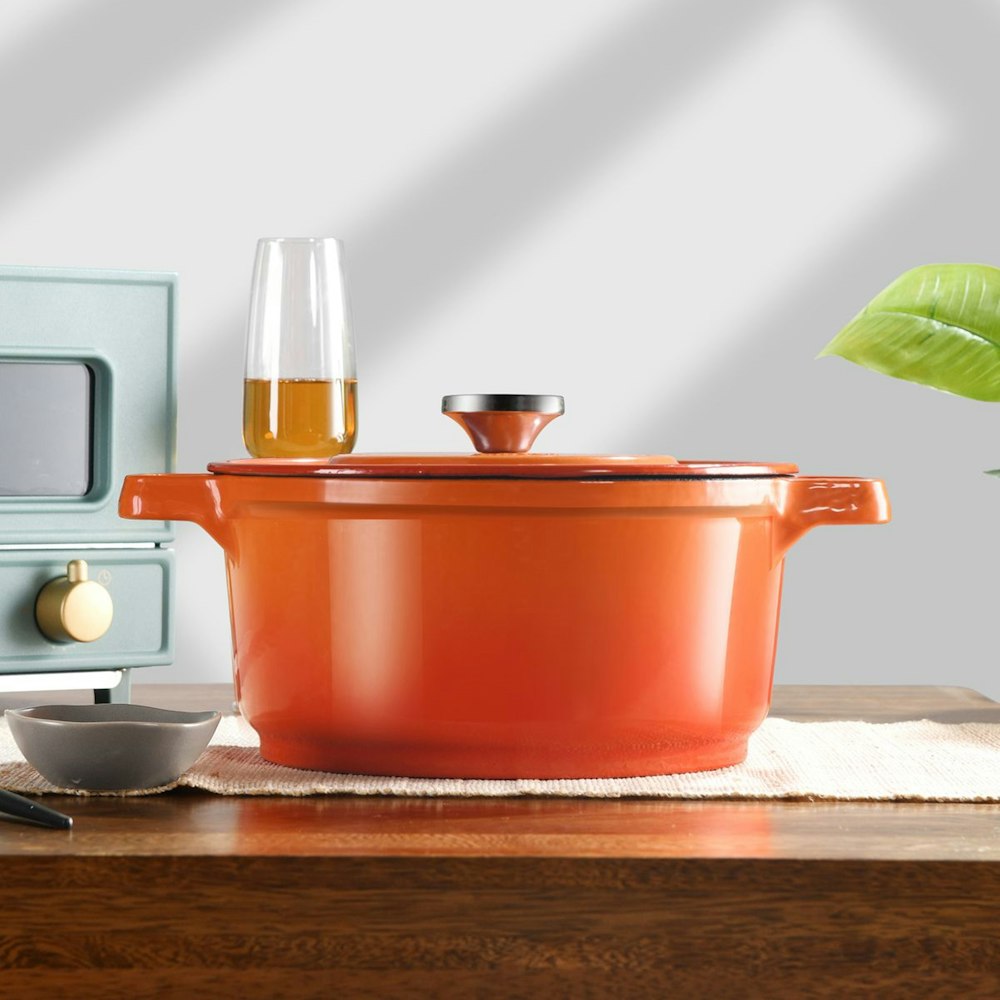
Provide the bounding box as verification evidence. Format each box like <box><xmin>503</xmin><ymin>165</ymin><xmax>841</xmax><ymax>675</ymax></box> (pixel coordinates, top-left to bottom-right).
<box><xmin>442</xmin><ymin>394</ymin><xmax>564</xmax><ymax>454</ymax></box>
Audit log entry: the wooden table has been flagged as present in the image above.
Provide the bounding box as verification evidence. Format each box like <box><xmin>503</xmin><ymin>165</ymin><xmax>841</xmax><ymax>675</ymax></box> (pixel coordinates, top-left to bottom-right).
<box><xmin>2</xmin><ymin>685</ymin><xmax>999</xmax><ymax>998</ymax></box>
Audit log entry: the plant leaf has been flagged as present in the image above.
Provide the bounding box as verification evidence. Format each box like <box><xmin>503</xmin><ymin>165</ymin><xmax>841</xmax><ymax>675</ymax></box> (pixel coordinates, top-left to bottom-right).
<box><xmin>819</xmin><ymin>264</ymin><xmax>1000</xmax><ymax>401</ymax></box>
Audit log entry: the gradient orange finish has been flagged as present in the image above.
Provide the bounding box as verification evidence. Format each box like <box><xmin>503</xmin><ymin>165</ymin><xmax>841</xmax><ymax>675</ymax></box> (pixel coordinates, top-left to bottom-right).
<box><xmin>119</xmin><ymin>471</ymin><xmax>889</xmax><ymax>778</ymax></box>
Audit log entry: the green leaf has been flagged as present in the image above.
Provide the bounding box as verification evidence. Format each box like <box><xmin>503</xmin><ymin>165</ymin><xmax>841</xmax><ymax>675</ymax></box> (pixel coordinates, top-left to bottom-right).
<box><xmin>819</xmin><ymin>264</ymin><xmax>1000</xmax><ymax>401</ymax></box>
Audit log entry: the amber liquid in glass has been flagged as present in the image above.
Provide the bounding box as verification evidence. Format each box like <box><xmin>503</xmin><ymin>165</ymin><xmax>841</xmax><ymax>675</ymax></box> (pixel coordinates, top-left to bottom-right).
<box><xmin>243</xmin><ymin>378</ymin><xmax>358</xmax><ymax>458</ymax></box>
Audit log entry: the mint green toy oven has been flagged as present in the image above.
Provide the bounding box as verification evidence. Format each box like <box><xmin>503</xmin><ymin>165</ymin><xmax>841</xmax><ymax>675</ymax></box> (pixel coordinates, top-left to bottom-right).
<box><xmin>0</xmin><ymin>266</ymin><xmax>176</xmax><ymax>703</ymax></box>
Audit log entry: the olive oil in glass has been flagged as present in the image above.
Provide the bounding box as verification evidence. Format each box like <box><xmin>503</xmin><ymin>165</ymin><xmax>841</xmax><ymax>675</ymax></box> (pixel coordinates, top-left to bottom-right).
<box><xmin>243</xmin><ymin>237</ymin><xmax>357</xmax><ymax>459</ymax></box>
<box><xmin>243</xmin><ymin>377</ymin><xmax>358</xmax><ymax>458</ymax></box>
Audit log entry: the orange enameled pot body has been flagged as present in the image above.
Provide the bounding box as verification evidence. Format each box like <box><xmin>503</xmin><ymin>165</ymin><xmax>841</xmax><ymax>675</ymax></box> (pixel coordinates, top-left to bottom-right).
<box><xmin>119</xmin><ymin>470</ymin><xmax>889</xmax><ymax>778</ymax></box>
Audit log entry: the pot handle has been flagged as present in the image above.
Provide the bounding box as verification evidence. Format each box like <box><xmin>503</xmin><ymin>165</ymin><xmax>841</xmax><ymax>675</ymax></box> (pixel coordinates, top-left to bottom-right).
<box><xmin>772</xmin><ymin>476</ymin><xmax>890</xmax><ymax>565</ymax></box>
<box><xmin>119</xmin><ymin>474</ymin><xmax>234</xmax><ymax>552</ymax></box>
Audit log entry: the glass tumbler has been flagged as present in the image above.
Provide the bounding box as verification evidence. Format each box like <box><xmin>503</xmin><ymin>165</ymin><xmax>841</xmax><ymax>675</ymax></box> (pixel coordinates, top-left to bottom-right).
<box><xmin>243</xmin><ymin>237</ymin><xmax>357</xmax><ymax>458</ymax></box>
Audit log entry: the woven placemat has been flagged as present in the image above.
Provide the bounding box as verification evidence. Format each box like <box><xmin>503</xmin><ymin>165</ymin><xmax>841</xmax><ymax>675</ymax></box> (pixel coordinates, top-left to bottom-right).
<box><xmin>3</xmin><ymin>714</ymin><xmax>1000</xmax><ymax>800</ymax></box>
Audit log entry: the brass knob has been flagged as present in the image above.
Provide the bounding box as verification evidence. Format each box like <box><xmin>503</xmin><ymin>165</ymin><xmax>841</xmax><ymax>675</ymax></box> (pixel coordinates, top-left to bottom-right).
<box><xmin>35</xmin><ymin>560</ymin><xmax>114</xmax><ymax>643</ymax></box>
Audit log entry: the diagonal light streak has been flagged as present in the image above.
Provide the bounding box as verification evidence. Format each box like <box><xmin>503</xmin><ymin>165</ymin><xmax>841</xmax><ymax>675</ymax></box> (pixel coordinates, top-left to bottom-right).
<box><xmin>0</xmin><ymin>0</ymin><xmax>314</xmax><ymax>206</ymax></box>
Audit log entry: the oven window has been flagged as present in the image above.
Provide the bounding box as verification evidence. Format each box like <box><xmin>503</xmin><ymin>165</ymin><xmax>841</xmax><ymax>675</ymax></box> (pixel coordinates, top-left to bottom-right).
<box><xmin>0</xmin><ymin>362</ymin><xmax>93</xmax><ymax>496</ymax></box>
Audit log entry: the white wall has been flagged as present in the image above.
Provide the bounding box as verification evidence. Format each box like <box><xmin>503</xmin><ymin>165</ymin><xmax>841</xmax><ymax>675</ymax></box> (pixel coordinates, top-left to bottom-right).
<box><xmin>3</xmin><ymin>0</ymin><xmax>1000</xmax><ymax>696</ymax></box>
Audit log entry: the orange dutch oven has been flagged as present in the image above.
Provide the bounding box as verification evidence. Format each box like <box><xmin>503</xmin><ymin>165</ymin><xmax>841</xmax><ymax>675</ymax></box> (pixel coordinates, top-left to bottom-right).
<box><xmin>119</xmin><ymin>394</ymin><xmax>890</xmax><ymax>779</ymax></box>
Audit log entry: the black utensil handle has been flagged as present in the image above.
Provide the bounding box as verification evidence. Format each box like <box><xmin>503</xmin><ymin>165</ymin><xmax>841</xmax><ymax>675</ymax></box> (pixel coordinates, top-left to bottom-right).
<box><xmin>0</xmin><ymin>788</ymin><xmax>72</xmax><ymax>830</ymax></box>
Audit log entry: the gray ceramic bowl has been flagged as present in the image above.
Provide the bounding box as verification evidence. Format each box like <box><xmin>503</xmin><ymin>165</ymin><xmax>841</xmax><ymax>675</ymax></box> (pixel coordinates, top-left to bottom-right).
<box><xmin>6</xmin><ymin>704</ymin><xmax>221</xmax><ymax>791</ymax></box>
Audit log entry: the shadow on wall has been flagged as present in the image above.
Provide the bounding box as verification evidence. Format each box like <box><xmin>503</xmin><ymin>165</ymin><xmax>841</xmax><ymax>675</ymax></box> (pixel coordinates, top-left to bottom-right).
<box><xmin>178</xmin><ymin>0</ymin><xmax>794</xmax><ymax>464</ymax></box>
<box><xmin>0</xmin><ymin>0</ymin><xmax>309</xmax><ymax>205</ymax></box>
<box><xmin>344</xmin><ymin>0</ymin><xmax>793</xmax><ymax>369</ymax></box>
<box><xmin>618</xmin><ymin>0</ymin><xmax>1000</xmax><ymax>692</ymax></box>
<box><xmin>630</xmin><ymin>0</ymin><xmax>1000</xmax><ymax>452</ymax></box>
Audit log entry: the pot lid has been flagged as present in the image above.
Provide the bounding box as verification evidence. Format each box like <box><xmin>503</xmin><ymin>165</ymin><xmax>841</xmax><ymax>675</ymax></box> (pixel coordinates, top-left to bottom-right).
<box><xmin>209</xmin><ymin>394</ymin><xmax>799</xmax><ymax>480</ymax></box>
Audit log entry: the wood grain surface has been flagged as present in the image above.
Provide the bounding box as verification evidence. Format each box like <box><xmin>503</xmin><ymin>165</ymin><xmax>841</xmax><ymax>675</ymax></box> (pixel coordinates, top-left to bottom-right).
<box><xmin>2</xmin><ymin>856</ymin><xmax>999</xmax><ymax>998</ymax></box>
<box><xmin>1</xmin><ymin>684</ymin><xmax>998</xmax><ymax>998</ymax></box>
